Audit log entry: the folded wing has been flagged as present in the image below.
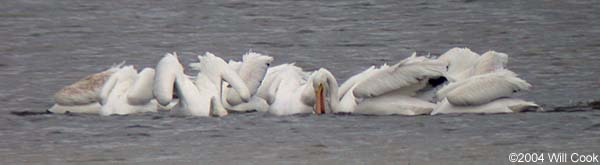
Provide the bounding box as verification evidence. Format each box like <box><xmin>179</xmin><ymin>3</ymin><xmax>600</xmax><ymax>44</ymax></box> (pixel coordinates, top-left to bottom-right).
<box><xmin>352</xmin><ymin>58</ymin><xmax>446</xmax><ymax>98</ymax></box>
<box><xmin>439</xmin><ymin>69</ymin><xmax>531</xmax><ymax>106</ymax></box>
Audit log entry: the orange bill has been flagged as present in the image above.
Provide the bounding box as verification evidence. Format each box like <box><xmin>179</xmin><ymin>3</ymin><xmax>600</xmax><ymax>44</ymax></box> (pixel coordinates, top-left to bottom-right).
<box><xmin>314</xmin><ymin>83</ymin><xmax>325</xmax><ymax>115</ymax></box>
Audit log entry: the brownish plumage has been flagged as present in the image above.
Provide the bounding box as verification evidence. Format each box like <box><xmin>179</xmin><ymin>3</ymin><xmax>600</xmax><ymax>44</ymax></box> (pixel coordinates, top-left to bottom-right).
<box><xmin>53</xmin><ymin>68</ymin><xmax>118</xmax><ymax>106</ymax></box>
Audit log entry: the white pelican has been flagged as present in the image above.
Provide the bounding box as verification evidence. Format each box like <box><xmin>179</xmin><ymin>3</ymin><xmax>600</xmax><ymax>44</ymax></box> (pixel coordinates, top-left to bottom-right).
<box><xmin>310</xmin><ymin>54</ymin><xmax>448</xmax><ymax>115</ymax></box>
<box><xmin>154</xmin><ymin>52</ymin><xmax>251</xmax><ymax>117</ymax></box>
<box><xmin>257</xmin><ymin>54</ymin><xmax>446</xmax><ymax>116</ymax></box>
<box><xmin>99</xmin><ymin>66</ymin><xmax>158</xmax><ymax>116</ymax></box>
<box><xmin>172</xmin><ymin>71</ymin><xmax>227</xmax><ymax>117</ymax></box>
<box><xmin>431</xmin><ymin>48</ymin><xmax>541</xmax><ymax>114</ymax></box>
<box><xmin>192</xmin><ymin>51</ymin><xmax>273</xmax><ymax>113</ymax></box>
<box><xmin>154</xmin><ymin>52</ymin><xmax>184</xmax><ymax>107</ymax></box>
<box><xmin>48</xmin><ymin>62</ymin><xmax>123</xmax><ymax>114</ymax></box>
<box><xmin>436</xmin><ymin>47</ymin><xmax>480</xmax><ymax>82</ymax></box>
<box><xmin>431</xmin><ymin>69</ymin><xmax>541</xmax><ymax>114</ymax></box>
<box><xmin>255</xmin><ymin>63</ymin><xmax>317</xmax><ymax>116</ymax></box>
<box><xmin>437</xmin><ymin>47</ymin><xmax>508</xmax><ymax>82</ymax></box>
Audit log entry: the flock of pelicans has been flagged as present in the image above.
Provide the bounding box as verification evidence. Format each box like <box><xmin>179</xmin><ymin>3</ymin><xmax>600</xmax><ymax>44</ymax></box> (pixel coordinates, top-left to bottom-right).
<box><xmin>47</xmin><ymin>47</ymin><xmax>542</xmax><ymax>117</ymax></box>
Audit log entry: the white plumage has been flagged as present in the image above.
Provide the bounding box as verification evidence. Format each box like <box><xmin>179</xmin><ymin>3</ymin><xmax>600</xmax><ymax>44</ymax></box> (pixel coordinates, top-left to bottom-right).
<box><xmin>354</xmin><ymin>95</ymin><xmax>437</xmax><ymax>115</ymax></box>
<box><xmin>219</xmin><ymin>51</ymin><xmax>273</xmax><ymax>112</ymax></box>
<box><xmin>437</xmin><ymin>48</ymin><xmax>510</xmax><ymax>82</ymax></box>
<box><xmin>255</xmin><ymin>63</ymin><xmax>304</xmax><ymax>105</ymax></box>
<box><xmin>337</xmin><ymin>65</ymin><xmax>377</xmax><ymax>98</ymax></box>
<box><xmin>154</xmin><ymin>52</ymin><xmax>184</xmax><ymax>106</ymax></box>
<box><xmin>100</xmin><ymin>66</ymin><xmax>158</xmax><ymax>116</ymax></box>
<box><xmin>48</xmin><ymin>47</ymin><xmax>542</xmax><ymax>117</ymax></box>
<box><xmin>353</xmin><ymin>55</ymin><xmax>447</xmax><ymax>98</ymax></box>
<box><xmin>433</xmin><ymin>98</ymin><xmax>540</xmax><ymax>115</ymax></box>
<box><xmin>236</xmin><ymin>51</ymin><xmax>274</xmax><ymax>96</ymax></box>
<box><xmin>227</xmin><ymin>60</ymin><xmax>243</xmax><ymax>72</ymax></box>
<box><xmin>432</xmin><ymin>48</ymin><xmax>541</xmax><ymax>115</ymax></box>
<box><xmin>195</xmin><ymin>52</ymin><xmax>251</xmax><ymax>102</ymax></box>
<box><xmin>470</xmin><ymin>51</ymin><xmax>508</xmax><ymax>76</ymax></box>
<box><xmin>437</xmin><ymin>69</ymin><xmax>530</xmax><ymax>106</ymax></box>
<box><xmin>256</xmin><ymin>63</ymin><xmax>317</xmax><ymax>116</ymax></box>
<box><xmin>172</xmin><ymin>72</ymin><xmax>219</xmax><ymax>117</ymax></box>
<box><xmin>310</xmin><ymin>54</ymin><xmax>446</xmax><ymax>115</ymax></box>
<box><xmin>155</xmin><ymin>52</ymin><xmax>253</xmax><ymax>117</ymax></box>
<box><xmin>126</xmin><ymin>68</ymin><xmax>156</xmax><ymax>105</ymax></box>
<box><xmin>437</xmin><ymin>47</ymin><xmax>480</xmax><ymax>82</ymax></box>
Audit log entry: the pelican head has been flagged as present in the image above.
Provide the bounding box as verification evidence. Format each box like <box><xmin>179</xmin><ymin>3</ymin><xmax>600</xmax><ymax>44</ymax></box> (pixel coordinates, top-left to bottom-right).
<box><xmin>310</xmin><ymin>68</ymin><xmax>339</xmax><ymax>115</ymax></box>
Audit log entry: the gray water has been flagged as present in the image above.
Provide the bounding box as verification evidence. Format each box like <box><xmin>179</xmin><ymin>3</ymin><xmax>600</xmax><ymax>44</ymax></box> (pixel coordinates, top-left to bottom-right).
<box><xmin>1</xmin><ymin>0</ymin><xmax>600</xmax><ymax>164</ymax></box>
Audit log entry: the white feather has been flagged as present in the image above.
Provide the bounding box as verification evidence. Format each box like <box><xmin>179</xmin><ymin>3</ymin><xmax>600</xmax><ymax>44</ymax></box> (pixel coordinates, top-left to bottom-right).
<box><xmin>255</xmin><ymin>63</ymin><xmax>301</xmax><ymax>104</ymax></box>
<box><xmin>100</xmin><ymin>66</ymin><xmax>158</xmax><ymax>116</ymax></box>
<box><xmin>471</xmin><ymin>50</ymin><xmax>508</xmax><ymax>76</ymax></box>
<box><xmin>224</xmin><ymin>51</ymin><xmax>273</xmax><ymax>105</ymax></box>
<box><xmin>238</xmin><ymin>51</ymin><xmax>273</xmax><ymax>95</ymax></box>
<box><xmin>189</xmin><ymin>62</ymin><xmax>202</xmax><ymax>71</ymax></box>
<box><xmin>99</xmin><ymin>68</ymin><xmax>120</xmax><ymax>105</ymax></box>
<box><xmin>352</xmin><ymin>59</ymin><xmax>446</xmax><ymax>98</ymax></box>
<box><xmin>312</xmin><ymin>63</ymin><xmax>438</xmax><ymax>116</ymax></box>
<box><xmin>437</xmin><ymin>47</ymin><xmax>480</xmax><ymax>81</ymax></box>
<box><xmin>432</xmin><ymin>98</ymin><xmax>541</xmax><ymax>115</ymax></box>
<box><xmin>337</xmin><ymin>65</ymin><xmax>376</xmax><ymax>98</ymax></box>
<box><xmin>126</xmin><ymin>68</ymin><xmax>155</xmax><ymax>105</ymax></box>
<box><xmin>227</xmin><ymin>60</ymin><xmax>242</xmax><ymax>72</ymax></box>
<box><xmin>337</xmin><ymin>86</ymin><xmax>358</xmax><ymax>113</ymax></box>
<box><xmin>267</xmin><ymin>66</ymin><xmax>314</xmax><ymax>115</ymax></box>
<box><xmin>354</xmin><ymin>95</ymin><xmax>436</xmax><ymax>115</ymax></box>
<box><xmin>226</xmin><ymin>96</ymin><xmax>269</xmax><ymax>112</ymax></box>
<box><xmin>197</xmin><ymin>52</ymin><xmax>250</xmax><ymax>101</ymax></box>
<box><xmin>154</xmin><ymin>53</ymin><xmax>184</xmax><ymax>106</ymax></box>
<box><xmin>174</xmin><ymin>72</ymin><xmax>212</xmax><ymax>117</ymax></box>
<box><xmin>438</xmin><ymin>69</ymin><xmax>531</xmax><ymax>106</ymax></box>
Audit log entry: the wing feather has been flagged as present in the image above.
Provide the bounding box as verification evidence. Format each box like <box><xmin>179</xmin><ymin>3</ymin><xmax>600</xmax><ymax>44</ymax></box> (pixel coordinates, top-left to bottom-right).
<box><xmin>53</xmin><ymin>64</ymin><xmax>121</xmax><ymax>105</ymax></box>
<box><xmin>255</xmin><ymin>64</ymin><xmax>303</xmax><ymax>104</ymax></box>
<box><xmin>126</xmin><ymin>68</ymin><xmax>156</xmax><ymax>105</ymax></box>
<box><xmin>225</xmin><ymin>52</ymin><xmax>273</xmax><ymax>105</ymax></box>
<box><xmin>337</xmin><ymin>65</ymin><xmax>376</xmax><ymax>98</ymax></box>
<box><xmin>228</xmin><ymin>60</ymin><xmax>242</xmax><ymax>72</ymax></box>
<box><xmin>352</xmin><ymin>59</ymin><xmax>446</xmax><ymax>98</ymax></box>
<box><xmin>471</xmin><ymin>50</ymin><xmax>508</xmax><ymax>76</ymax></box>
<box><xmin>443</xmin><ymin>69</ymin><xmax>531</xmax><ymax>106</ymax></box>
<box><xmin>238</xmin><ymin>51</ymin><xmax>273</xmax><ymax>95</ymax></box>
<box><xmin>437</xmin><ymin>47</ymin><xmax>480</xmax><ymax>81</ymax></box>
<box><xmin>198</xmin><ymin>52</ymin><xmax>251</xmax><ymax>101</ymax></box>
